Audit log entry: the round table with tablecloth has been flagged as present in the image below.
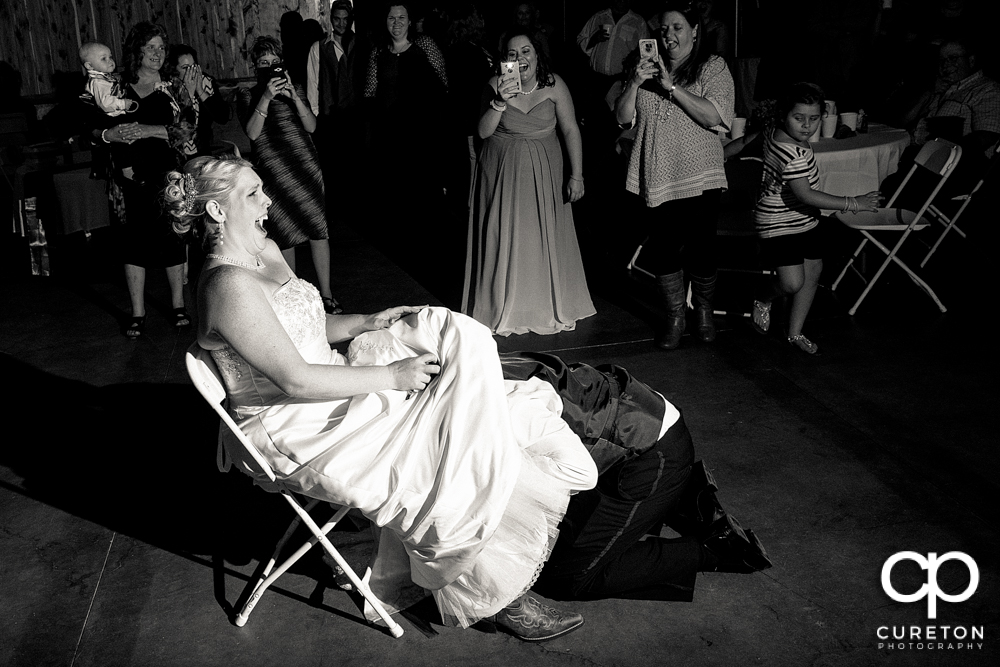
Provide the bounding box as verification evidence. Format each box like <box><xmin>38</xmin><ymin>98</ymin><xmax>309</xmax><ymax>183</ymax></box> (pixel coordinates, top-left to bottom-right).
<box><xmin>811</xmin><ymin>124</ymin><xmax>911</xmax><ymax>201</ymax></box>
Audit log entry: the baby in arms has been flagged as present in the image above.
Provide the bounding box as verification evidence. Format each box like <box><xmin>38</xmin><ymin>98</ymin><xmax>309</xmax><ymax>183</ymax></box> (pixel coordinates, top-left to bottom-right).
<box><xmin>79</xmin><ymin>42</ymin><xmax>138</xmax><ymax>116</ymax></box>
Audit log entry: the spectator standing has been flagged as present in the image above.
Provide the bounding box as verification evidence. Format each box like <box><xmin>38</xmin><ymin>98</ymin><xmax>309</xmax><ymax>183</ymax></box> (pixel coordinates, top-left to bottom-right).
<box><xmin>307</xmin><ymin>0</ymin><xmax>365</xmax><ymax>220</ymax></box>
<box><xmin>237</xmin><ymin>36</ymin><xmax>342</xmax><ymax>314</ymax></box>
<box><xmin>613</xmin><ymin>2</ymin><xmax>734</xmax><ymax>350</ymax></box>
<box><xmin>98</xmin><ymin>22</ymin><xmax>193</xmax><ymax>339</ymax></box>
<box><xmin>167</xmin><ymin>45</ymin><xmax>230</xmax><ymax>158</ymax></box>
<box><xmin>500</xmin><ymin>3</ymin><xmax>554</xmax><ymax>62</ymax></box>
<box><xmin>577</xmin><ymin>1</ymin><xmax>649</xmax><ymax>80</ymax></box>
<box><xmin>575</xmin><ymin>2</ymin><xmax>650</xmax><ymax>274</ymax></box>
<box><xmin>363</xmin><ymin>2</ymin><xmax>449</xmax><ymax>233</ymax></box>
<box><xmin>463</xmin><ymin>32</ymin><xmax>595</xmax><ymax>336</ymax></box>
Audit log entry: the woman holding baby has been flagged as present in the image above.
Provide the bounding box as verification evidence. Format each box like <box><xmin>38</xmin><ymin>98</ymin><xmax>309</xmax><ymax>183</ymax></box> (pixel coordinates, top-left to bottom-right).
<box><xmin>99</xmin><ymin>21</ymin><xmax>193</xmax><ymax>339</ymax></box>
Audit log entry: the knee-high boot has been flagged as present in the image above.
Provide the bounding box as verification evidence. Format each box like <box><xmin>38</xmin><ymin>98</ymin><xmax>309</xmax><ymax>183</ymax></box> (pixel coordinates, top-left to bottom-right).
<box><xmin>655</xmin><ymin>271</ymin><xmax>686</xmax><ymax>350</ymax></box>
<box><xmin>690</xmin><ymin>272</ymin><xmax>717</xmax><ymax>343</ymax></box>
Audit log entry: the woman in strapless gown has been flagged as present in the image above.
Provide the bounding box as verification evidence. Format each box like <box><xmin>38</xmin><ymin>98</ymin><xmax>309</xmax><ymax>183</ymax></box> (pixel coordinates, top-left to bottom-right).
<box><xmin>164</xmin><ymin>155</ymin><xmax>597</xmax><ymax>639</ymax></box>
<box><xmin>463</xmin><ymin>33</ymin><xmax>595</xmax><ymax>336</ymax></box>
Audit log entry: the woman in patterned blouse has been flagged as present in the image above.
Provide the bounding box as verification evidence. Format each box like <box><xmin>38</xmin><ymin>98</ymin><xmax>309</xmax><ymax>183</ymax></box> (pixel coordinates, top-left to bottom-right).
<box><xmin>614</xmin><ymin>1</ymin><xmax>734</xmax><ymax>350</ymax></box>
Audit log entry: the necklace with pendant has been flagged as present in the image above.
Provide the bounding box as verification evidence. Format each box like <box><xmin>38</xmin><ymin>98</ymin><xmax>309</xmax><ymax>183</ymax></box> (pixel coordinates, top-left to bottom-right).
<box><xmin>207</xmin><ymin>253</ymin><xmax>265</xmax><ymax>270</ymax></box>
<box><xmin>656</xmin><ymin>91</ymin><xmax>672</xmax><ymax>121</ymax></box>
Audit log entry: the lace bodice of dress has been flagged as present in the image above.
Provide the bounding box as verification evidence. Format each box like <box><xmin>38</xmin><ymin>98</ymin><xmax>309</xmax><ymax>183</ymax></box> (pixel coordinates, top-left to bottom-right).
<box><xmin>271</xmin><ymin>277</ymin><xmax>327</xmax><ymax>352</ymax></box>
<box><xmin>210</xmin><ymin>278</ymin><xmax>337</xmax><ymax>409</ymax></box>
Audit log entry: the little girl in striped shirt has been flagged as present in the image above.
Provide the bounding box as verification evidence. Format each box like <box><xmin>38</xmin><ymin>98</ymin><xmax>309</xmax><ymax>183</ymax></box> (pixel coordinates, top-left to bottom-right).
<box><xmin>751</xmin><ymin>82</ymin><xmax>881</xmax><ymax>354</ymax></box>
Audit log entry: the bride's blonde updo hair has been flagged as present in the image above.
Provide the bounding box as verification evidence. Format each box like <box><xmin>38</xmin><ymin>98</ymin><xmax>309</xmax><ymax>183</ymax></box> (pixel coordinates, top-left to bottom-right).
<box><xmin>162</xmin><ymin>154</ymin><xmax>253</xmax><ymax>249</ymax></box>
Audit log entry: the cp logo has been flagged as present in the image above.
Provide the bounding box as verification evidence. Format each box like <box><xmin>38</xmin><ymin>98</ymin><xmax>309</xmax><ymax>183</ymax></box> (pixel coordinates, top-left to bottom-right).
<box><xmin>881</xmin><ymin>551</ymin><xmax>979</xmax><ymax>619</ymax></box>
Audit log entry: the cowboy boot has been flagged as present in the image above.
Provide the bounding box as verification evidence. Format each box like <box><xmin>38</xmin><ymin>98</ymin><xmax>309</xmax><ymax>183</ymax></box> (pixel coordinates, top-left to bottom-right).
<box><xmin>655</xmin><ymin>270</ymin><xmax>687</xmax><ymax>350</ymax></box>
<box><xmin>690</xmin><ymin>272</ymin><xmax>717</xmax><ymax>342</ymax></box>
<box><xmin>490</xmin><ymin>594</ymin><xmax>585</xmax><ymax>642</ymax></box>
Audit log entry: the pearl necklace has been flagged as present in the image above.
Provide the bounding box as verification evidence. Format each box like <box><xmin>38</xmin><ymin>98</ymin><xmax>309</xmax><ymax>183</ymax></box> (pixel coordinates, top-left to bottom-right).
<box><xmin>207</xmin><ymin>253</ymin><xmax>265</xmax><ymax>270</ymax></box>
<box><xmin>521</xmin><ymin>79</ymin><xmax>539</xmax><ymax>95</ymax></box>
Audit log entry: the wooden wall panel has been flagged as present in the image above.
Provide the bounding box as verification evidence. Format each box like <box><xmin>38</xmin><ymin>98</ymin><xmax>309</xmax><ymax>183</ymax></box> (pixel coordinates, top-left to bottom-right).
<box><xmin>2</xmin><ymin>0</ymin><xmax>325</xmax><ymax>97</ymax></box>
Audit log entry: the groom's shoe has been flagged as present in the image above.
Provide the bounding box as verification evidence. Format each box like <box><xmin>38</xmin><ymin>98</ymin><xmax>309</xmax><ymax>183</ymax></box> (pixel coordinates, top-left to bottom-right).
<box><xmin>701</xmin><ymin>514</ymin><xmax>773</xmax><ymax>573</ymax></box>
<box><xmin>491</xmin><ymin>594</ymin><xmax>584</xmax><ymax>642</ymax></box>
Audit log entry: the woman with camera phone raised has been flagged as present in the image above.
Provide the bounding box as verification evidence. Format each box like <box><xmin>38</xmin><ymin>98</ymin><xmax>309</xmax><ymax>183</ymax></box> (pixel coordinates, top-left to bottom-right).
<box><xmin>236</xmin><ymin>35</ymin><xmax>342</xmax><ymax>315</ymax></box>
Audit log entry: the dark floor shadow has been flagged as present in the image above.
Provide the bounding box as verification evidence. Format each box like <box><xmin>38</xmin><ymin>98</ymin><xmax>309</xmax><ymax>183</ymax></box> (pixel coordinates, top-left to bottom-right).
<box><xmin>0</xmin><ymin>353</ymin><xmax>365</xmax><ymax>609</ymax></box>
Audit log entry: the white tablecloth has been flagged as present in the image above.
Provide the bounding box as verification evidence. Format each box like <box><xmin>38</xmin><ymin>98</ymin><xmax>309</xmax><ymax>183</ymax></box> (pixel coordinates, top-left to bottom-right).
<box><xmin>812</xmin><ymin>125</ymin><xmax>911</xmax><ymax>198</ymax></box>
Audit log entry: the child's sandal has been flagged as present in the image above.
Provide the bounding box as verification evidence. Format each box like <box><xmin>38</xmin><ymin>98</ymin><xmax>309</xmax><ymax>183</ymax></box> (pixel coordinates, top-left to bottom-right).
<box><xmin>787</xmin><ymin>334</ymin><xmax>818</xmax><ymax>355</ymax></box>
<box><xmin>751</xmin><ymin>300</ymin><xmax>771</xmax><ymax>334</ymax></box>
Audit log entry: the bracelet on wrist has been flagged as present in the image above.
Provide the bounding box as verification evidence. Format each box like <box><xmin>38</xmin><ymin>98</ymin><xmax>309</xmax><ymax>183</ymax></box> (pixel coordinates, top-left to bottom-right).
<box><xmin>490</xmin><ymin>98</ymin><xmax>507</xmax><ymax>113</ymax></box>
<box><xmin>101</xmin><ymin>128</ymin><xmax>111</xmax><ymax>144</ymax></box>
<box><xmin>569</xmin><ymin>175</ymin><xmax>584</xmax><ymax>182</ymax></box>
<box><xmin>254</xmin><ymin>108</ymin><xmax>268</xmax><ymax>119</ymax></box>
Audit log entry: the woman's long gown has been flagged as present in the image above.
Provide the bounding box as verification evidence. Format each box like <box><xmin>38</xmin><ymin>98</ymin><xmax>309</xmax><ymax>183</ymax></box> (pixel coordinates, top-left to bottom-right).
<box><xmin>463</xmin><ymin>99</ymin><xmax>596</xmax><ymax>336</ymax></box>
<box><xmin>210</xmin><ymin>278</ymin><xmax>596</xmax><ymax>627</ymax></box>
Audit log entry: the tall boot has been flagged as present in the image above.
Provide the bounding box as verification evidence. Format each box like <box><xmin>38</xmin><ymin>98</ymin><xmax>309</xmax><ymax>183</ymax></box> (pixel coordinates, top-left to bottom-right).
<box><xmin>655</xmin><ymin>270</ymin><xmax>687</xmax><ymax>350</ymax></box>
<box><xmin>689</xmin><ymin>272</ymin><xmax>717</xmax><ymax>342</ymax></box>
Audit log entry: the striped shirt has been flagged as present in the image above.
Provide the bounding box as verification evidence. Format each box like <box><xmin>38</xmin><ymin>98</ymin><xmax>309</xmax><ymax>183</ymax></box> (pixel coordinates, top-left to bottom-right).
<box><xmin>755</xmin><ymin>130</ymin><xmax>820</xmax><ymax>238</ymax></box>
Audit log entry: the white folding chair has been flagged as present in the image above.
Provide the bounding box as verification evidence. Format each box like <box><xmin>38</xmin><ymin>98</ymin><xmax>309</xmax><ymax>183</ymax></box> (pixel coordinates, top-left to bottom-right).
<box><xmin>830</xmin><ymin>139</ymin><xmax>961</xmax><ymax>315</ymax></box>
<box><xmin>185</xmin><ymin>343</ymin><xmax>404</xmax><ymax>638</ymax></box>
<box><xmin>919</xmin><ymin>142</ymin><xmax>998</xmax><ymax>268</ymax></box>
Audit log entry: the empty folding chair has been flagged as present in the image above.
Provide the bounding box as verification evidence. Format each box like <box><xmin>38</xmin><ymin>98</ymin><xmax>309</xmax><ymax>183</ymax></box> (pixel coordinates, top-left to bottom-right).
<box><xmin>919</xmin><ymin>142</ymin><xmax>999</xmax><ymax>268</ymax></box>
<box><xmin>830</xmin><ymin>138</ymin><xmax>961</xmax><ymax>315</ymax></box>
<box><xmin>185</xmin><ymin>343</ymin><xmax>404</xmax><ymax>638</ymax></box>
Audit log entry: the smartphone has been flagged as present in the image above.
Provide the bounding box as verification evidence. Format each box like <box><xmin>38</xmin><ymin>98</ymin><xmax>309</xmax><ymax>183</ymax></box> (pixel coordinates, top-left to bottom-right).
<box><xmin>256</xmin><ymin>64</ymin><xmax>286</xmax><ymax>86</ymax></box>
<box><xmin>639</xmin><ymin>39</ymin><xmax>658</xmax><ymax>61</ymax></box>
<box><xmin>500</xmin><ymin>61</ymin><xmax>522</xmax><ymax>94</ymax></box>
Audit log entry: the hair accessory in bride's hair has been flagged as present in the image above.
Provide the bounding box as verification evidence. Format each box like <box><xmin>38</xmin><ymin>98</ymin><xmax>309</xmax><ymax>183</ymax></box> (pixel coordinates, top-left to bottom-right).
<box><xmin>180</xmin><ymin>173</ymin><xmax>200</xmax><ymax>215</ymax></box>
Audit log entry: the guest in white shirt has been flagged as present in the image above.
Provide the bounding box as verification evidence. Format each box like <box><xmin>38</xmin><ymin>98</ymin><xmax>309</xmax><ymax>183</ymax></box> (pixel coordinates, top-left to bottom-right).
<box><xmin>577</xmin><ymin>1</ymin><xmax>650</xmax><ymax>78</ymax></box>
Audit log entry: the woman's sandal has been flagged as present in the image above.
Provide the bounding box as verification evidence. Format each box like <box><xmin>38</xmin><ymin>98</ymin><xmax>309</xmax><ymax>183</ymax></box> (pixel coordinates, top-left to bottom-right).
<box><xmin>322</xmin><ymin>296</ymin><xmax>343</xmax><ymax>315</ymax></box>
<box><xmin>751</xmin><ymin>300</ymin><xmax>771</xmax><ymax>334</ymax></box>
<box><xmin>173</xmin><ymin>307</ymin><xmax>192</xmax><ymax>328</ymax></box>
<box><xmin>787</xmin><ymin>334</ymin><xmax>818</xmax><ymax>355</ymax></box>
<box><xmin>123</xmin><ymin>316</ymin><xmax>146</xmax><ymax>340</ymax></box>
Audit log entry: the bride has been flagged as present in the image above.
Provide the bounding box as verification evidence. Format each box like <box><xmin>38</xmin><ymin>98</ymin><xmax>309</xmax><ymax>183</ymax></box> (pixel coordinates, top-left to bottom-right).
<box><xmin>163</xmin><ymin>154</ymin><xmax>599</xmax><ymax>640</ymax></box>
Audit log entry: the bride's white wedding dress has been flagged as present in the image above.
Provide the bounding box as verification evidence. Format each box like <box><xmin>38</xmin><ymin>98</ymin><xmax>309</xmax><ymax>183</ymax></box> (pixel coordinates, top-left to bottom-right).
<box><xmin>210</xmin><ymin>277</ymin><xmax>596</xmax><ymax>626</ymax></box>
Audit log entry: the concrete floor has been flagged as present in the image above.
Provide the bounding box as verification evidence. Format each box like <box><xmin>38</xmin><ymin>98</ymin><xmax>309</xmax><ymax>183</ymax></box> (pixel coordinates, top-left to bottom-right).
<box><xmin>2</xmin><ymin>213</ymin><xmax>997</xmax><ymax>667</ymax></box>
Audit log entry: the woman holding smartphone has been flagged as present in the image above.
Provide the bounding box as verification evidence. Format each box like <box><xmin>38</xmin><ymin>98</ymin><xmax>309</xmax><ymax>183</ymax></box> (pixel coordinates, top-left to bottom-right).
<box><xmin>462</xmin><ymin>32</ymin><xmax>595</xmax><ymax>337</ymax></box>
<box><xmin>614</xmin><ymin>1</ymin><xmax>734</xmax><ymax>350</ymax></box>
<box><xmin>237</xmin><ymin>36</ymin><xmax>341</xmax><ymax>314</ymax></box>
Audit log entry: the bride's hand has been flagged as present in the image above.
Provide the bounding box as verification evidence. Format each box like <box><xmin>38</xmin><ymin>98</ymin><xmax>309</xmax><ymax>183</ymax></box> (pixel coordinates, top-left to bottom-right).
<box><xmin>389</xmin><ymin>353</ymin><xmax>440</xmax><ymax>393</ymax></box>
<box><xmin>366</xmin><ymin>304</ymin><xmax>428</xmax><ymax>331</ymax></box>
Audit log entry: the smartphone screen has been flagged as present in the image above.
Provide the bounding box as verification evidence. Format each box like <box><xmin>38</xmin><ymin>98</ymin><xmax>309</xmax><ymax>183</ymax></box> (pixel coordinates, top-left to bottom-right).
<box><xmin>639</xmin><ymin>39</ymin><xmax>658</xmax><ymax>61</ymax></box>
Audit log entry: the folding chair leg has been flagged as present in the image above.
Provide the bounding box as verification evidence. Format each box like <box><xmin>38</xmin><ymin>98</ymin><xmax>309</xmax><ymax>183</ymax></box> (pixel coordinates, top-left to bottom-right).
<box><xmin>627</xmin><ymin>244</ymin><xmax>655</xmax><ymax>278</ymax></box>
<box><xmin>285</xmin><ymin>497</ymin><xmax>405</xmax><ymax>638</ymax></box>
<box><xmin>832</xmin><ymin>236</ymin><xmax>869</xmax><ymax>292</ymax></box>
<box><xmin>846</xmin><ymin>231</ymin><xmax>946</xmax><ymax>315</ymax></box>
<box><xmin>921</xmin><ymin>201</ymin><xmax>968</xmax><ymax>268</ymax></box>
<box><xmin>235</xmin><ymin>500</ymin><xmax>348</xmax><ymax>627</ymax></box>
